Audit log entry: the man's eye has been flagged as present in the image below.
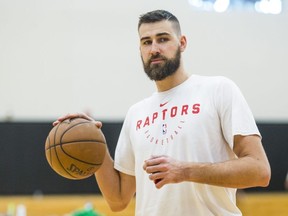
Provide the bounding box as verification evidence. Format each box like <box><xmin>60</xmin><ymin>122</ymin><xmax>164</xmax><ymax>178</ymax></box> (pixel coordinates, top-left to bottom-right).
<box><xmin>159</xmin><ymin>38</ymin><xmax>168</xmax><ymax>43</ymax></box>
<box><xmin>143</xmin><ymin>41</ymin><xmax>152</xmax><ymax>45</ymax></box>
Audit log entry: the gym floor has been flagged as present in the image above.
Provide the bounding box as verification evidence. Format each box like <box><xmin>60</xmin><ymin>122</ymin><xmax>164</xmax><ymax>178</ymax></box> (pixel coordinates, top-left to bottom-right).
<box><xmin>0</xmin><ymin>193</ymin><xmax>287</xmax><ymax>216</ymax></box>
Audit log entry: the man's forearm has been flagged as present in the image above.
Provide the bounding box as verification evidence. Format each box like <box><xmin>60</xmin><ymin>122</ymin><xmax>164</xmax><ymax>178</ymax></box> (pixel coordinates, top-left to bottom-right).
<box><xmin>95</xmin><ymin>150</ymin><xmax>136</xmax><ymax>211</ymax></box>
<box><xmin>183</xmin><ymin>157</ymin><xmax>270</xmax><ymax>189</ymax></box>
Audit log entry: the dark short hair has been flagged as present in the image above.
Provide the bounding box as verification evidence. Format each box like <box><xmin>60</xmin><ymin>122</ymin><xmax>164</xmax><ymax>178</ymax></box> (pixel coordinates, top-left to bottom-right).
<box><xmin>138</xmin><ymin>10</ymin><xmax>181</xmax><ymax>35</ymax></box>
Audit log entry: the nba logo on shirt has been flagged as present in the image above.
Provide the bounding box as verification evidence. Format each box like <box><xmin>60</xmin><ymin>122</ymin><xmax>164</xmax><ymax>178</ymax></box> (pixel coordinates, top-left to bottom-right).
<box><xmin>162</xmin><ymin>123</ymin><xmax>167</xmax><ymax>135</ymax></box>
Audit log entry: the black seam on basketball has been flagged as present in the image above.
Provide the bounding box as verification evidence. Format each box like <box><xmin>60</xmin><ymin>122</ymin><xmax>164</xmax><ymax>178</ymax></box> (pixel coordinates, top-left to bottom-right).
<box><xmin>46</xmin><ymin>142</ymin><xmax>104</xmax><ymax>165</ymax></box>
<box><xmin>60</xmin><ymin>142</ymin><xmax>104</xmax><ymax>166</ymax></box>
<box><xmin>47</xmin><ymin>137</ymin><xmax>52</xmax><ymax>166</ymax></box>
<box><xmin>58</xmin><ymin>120</ymin><xmax>104</xmax><ymax>166</ymax></box>
<box><xmin>53</xmin><ymin>122</ymin><xmax>77</xmax><ymax>179</ymax></box>
<box><xmin>60</xmin><ymin>153</ymin><xmax>102</xmax><ymax>166</ymax></box>
<box><xmin>46</xmin><ymin>140</ymin><xmax>105</xmax><ymax>149</ymax></box>
<box><xmin>60</xmin><ymin>120</ymin><xmax>92</xmax><ymax>138</ymax></box>
<box><xmin>50</xmin><ymin>123</ymin><xmax>61</xmax><ymax>167</ymax></box>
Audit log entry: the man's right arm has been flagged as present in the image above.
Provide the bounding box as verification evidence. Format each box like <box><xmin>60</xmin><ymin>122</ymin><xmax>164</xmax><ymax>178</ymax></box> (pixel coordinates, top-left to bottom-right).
<box><xmin>53</xmin><ymin>113</ymin><xmax>136</xmax><ymax>212</ymax></box>
<box><xmin>95</xmin><ymin>150</ymin><xmax>136</xmax><ymax>212</ymax></box>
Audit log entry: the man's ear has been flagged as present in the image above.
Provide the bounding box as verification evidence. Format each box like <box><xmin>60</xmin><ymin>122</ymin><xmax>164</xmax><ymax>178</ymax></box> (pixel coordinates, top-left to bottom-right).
<box><xmin>179</xmin><ymin>35</ymin><xmax>187</xmax><ymax>52</ymax></box>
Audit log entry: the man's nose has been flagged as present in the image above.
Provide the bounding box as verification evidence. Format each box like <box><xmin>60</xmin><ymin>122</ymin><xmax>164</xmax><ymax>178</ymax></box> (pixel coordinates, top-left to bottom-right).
<box><xmin>150</xmin><ymin>42</ymin><xmax>160</xmax><ymax>55</ymax></box>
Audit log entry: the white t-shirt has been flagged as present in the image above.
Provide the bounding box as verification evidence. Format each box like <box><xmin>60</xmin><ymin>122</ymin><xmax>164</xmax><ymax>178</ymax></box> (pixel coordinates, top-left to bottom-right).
<box><xmin>114</xmin><ymin>75</ymin><xmax>260</xmax><ymax>216</ymax></box>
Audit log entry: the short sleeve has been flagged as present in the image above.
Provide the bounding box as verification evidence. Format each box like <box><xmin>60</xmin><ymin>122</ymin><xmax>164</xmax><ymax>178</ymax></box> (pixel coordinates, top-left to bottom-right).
<box><xmin>114</xmin><ymin>109</ymin><xmax>135</xmax><ymax>176</ymax></box>
<box><xmin>215</xmin><ymin>77</ymin><xmax>260</xmax><ymax>148</ymax></box>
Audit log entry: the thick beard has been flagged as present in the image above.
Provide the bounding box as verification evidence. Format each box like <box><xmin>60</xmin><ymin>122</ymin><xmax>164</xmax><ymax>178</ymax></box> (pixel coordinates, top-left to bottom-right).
<box><xmin>142</xmin><ymin>47</ymin><xmax>181</xmax><ymax>81</ymax></box>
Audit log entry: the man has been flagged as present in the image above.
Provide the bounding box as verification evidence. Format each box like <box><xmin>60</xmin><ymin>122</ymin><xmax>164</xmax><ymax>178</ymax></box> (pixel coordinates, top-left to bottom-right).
<box><xmin>54</xmin><ymin>10</ymin><xmax>271</xmax><ymax>216</ymax></box>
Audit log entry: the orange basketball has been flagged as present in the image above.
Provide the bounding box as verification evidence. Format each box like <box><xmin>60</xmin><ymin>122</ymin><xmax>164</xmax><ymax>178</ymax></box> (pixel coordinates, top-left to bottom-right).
<box><xmin>45</xmin><ymin>118</ymin><xmax>106</xmax><ymax>180</ymax></box>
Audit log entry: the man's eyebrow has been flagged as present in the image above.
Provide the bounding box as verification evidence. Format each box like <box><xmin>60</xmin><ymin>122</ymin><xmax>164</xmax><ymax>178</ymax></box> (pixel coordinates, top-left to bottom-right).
<box><xmin>140</xmin><ymin>32</ymin><xmax>171</xmax><ymax>42</ymax></box>
<box><xmin>140</xmin><ymin>36</ymin><xmax>150</xmax><ymax>42</ymax></box>
<box><xmin>156</xmin><ymin>32</ymin><xmax>171</xmax><ymax>37</ymax></box>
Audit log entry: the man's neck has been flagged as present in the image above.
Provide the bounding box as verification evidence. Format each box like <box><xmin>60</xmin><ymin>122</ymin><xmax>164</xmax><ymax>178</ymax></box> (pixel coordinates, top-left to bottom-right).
<box><xmin>155</xmin><ymin>68</ymin><xmax>189</xmax><ymax>92</ymax></box>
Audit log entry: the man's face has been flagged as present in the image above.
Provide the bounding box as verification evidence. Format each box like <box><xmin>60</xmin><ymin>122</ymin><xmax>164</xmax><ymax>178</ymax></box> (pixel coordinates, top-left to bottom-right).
<box><xmin>139</xmin><ymin>21</ymin><xmax>182</xmax><ymax>81</ymax></box>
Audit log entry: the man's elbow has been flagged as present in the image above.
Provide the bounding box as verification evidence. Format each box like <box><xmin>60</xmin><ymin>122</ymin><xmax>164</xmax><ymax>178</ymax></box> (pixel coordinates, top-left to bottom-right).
<box><xmin>258</xmin><ymin>165</ymin><xmax>271</xmax><ymax>187</ymax></box>
<box><xmin>108</xmin><ymin>201</ymin><xmax>129</xmax><ymax>212</ymax></box>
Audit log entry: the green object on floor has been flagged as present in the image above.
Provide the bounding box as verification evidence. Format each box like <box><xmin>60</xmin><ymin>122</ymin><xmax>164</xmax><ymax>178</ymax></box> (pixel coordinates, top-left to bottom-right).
<box><xmin>72</xmin><ymin>209</ymin><xmax>102</xmax><ymax>216</ymax></box>
<box><xmin>71</xmin><ymin>202</ymin><xmax>103</xmax><ymax>216</ymax></box>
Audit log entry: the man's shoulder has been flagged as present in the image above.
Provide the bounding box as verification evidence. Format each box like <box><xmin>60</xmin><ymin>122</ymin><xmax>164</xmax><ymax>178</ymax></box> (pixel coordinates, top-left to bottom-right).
<box><xmin>192</xmin><ymin>74</ymin><xmax>232</xmax><ymax>83</ymax></box>
<box><xmin>189</xmin><ymin>75</ymin><xmax>235</xmax><ymax>90</ymax></box>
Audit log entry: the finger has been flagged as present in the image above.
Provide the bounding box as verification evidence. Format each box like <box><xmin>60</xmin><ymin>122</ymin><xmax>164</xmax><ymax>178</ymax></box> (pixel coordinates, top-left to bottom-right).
<box><xmin>145</xmin><ymin>165</ymin><xmax>161</xmax><ymax>174</ymax></box>
<box><xmin>146</xmin><ymin>157</ymin><xmax>161</xmax><ymax>170</ymax></box>
<box><xmin>94</xmin><ymin>121</ymin><xmax>103</xmax><ymax>129</ymax></box>
<box><xmin>154</xmin><ymin>179</ymin><xmax>161</xmax><ymax>184</ymax></box>
<box><xmin>52</xmin><ymin>120</ymin><xmax>60</xmax><ymax>126</ymax></box>
<box><xmin>145</xmin><ymin>158</ymin><xmax>159</xmax><ymax>166</ymax></box>
<box><xmin>65</xmin><ymin>113</ymin><xmax>86</xmax><ymax>120</ymax></box>
<box><xmin>143</xmin><ymin>162</ymin><xmax>147</xmax><ymax>171</ymax></box>
<box><xmin>144</xmin><ymin>158</ymin><xmax>163</xmax><ymax>174</ymax></box>
<box><xmin>52</xmin><ymin>112</ymin><xmax>93</xmax><ymax>126</ymax></box>
<box><xmin>149</xmin><ymin>172</ymin><xmax>160</xmax><ymax>180</ymax></box>
<box><xmin>57</xmin><ymin>113</ymin><xmax>75</xmax><ymax>122</ymax></box>
<box><xmin>143</xmin><ymin>156</ymin><xmax>169</xmax><ymax>173</ymax></box>
<box><xmin>52</xmin><ymin>114</ymin><xmax>76</xmax><ymax>126</ymax></box>
<box><xmin>149</xmin><ymin>172</ymin><xmax>164</xmax><ymax>186</ymax></box>
<box><xmin>154</xmin><ymin>179</ymin><xmax>164</xmax><ymax>189</ymax></box>
<box><xmin>76</xmin><ymin>112</ymin><xmax>94</xmax><ymax>121</ymax></box>
<box><xmin>143</xmin><ymin>159</ymin><xmax>151</xmax><ymax>171</ymax></box>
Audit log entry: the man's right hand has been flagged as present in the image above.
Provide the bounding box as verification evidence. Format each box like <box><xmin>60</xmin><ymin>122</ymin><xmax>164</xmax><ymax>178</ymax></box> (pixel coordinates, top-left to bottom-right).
<box><xmin>52</xmin><ymin>112</ymin><xmax>102</xmax><ymax>129</ymax></box>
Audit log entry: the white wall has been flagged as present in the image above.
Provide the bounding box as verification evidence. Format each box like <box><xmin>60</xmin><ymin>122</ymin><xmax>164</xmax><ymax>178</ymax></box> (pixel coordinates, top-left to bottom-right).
<box><xmin>0</xmin><ymin>0</ymin><xmax>287</xmax><ymax>122</ymax></box>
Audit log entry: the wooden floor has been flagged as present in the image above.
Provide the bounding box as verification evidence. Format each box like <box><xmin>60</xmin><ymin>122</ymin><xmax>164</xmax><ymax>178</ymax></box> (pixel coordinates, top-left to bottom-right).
<box><xmin>0</xmin><ymin>195</ymin><xmax>135</xmax><ymax>216</ymax></box>
<box><xmin>0</xmin><ymin>193</ymin><xmax>287</xmax><ymax>216</ymax></box>
<box><xmin>237</xmin><ymin>192</ymin><xmax>288</xmax><ymax>216</ymax></box>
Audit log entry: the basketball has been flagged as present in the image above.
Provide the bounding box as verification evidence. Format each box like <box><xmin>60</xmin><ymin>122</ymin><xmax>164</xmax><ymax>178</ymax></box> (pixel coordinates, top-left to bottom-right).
<box><xmin>45</xmin><ymin>118</ymin><xmax>107</xmax><ymax>180</ymax></box>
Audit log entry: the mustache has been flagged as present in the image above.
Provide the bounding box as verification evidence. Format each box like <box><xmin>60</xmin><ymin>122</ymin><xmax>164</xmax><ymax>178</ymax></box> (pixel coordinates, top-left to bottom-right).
<box><xmin>149</xmin><ymin>54</ymin><xmax>167</xmax><ymax>63</ymax></box>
